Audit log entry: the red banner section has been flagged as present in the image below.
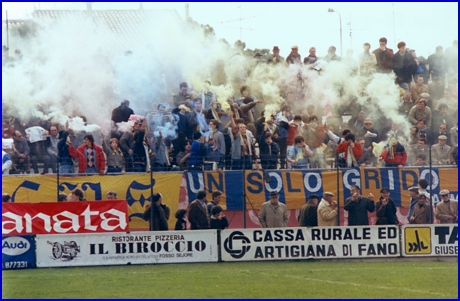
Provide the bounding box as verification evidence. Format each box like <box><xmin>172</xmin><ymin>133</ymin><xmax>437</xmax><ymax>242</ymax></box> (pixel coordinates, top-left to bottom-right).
<box><xmin>2</xmin><ymin>201</ymin><xmax>129</xmax><ymax>235</ymax></box>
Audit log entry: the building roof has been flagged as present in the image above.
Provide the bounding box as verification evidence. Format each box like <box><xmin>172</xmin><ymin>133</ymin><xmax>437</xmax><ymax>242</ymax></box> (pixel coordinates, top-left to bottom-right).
<box><xmin>28</xmin><ymin>9</ymin><xmax>183</xmax><ymax>51</ymax></box>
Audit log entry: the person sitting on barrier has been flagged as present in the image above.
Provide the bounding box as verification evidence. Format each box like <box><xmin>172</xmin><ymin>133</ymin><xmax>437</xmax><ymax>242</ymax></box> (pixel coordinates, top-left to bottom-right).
<box><xmin>344</xmin><ymin>185</ymin><xmax>375</xmax><ymax>226</ymax></box>
<box><xmin>143</xmin><ymin>192</ymin><xmax>169</xmax><ymax>231</ymax></box>
<box><xmin>106</xmin><ymin>191</ymin><xmax>117</xmax><ymax>200</ymax></box>
<box><xmin>67</xmin><ymin>188</ymin><xmax>85</xmax><ymax>202</ymax></box>
<box><xmin>187</xmin><ymin>190</ymin><xmax>210</xmax><ymax>230</ymax></box>
<box><xmin>298</xmin><ymin>194</ymin><xmax>319</xmax><ymax>227</ymax></box>
<box><xmin>435</xmin><ymin>189</ymin><xmax>458</xmax><ymax>224</ymax></box>
<box><xmin>174</xmin><ymin>209</ymin><xmax>187</xmax><ymax>231</ymax></box>
<box><xmin>317</xmin><ymin>192</ymin><xmax>338</xmax><ymax>226</ymax></box>
<box><xmin>258</xmin><ymin>191</ymin><xmax>289</xmax><ymax>228</ymax></box>
<box><xmin>375</xmin><ymin>188</ymin><xmax>399</xmax><ymax>225</ymax></box>
<box><xmin>409</xmin><ymin>194</ymin><xmax>431</xmax><ymax>224</ymax></box>
<box><xmin>210</xmin><ymin>205</ymin><xmax>229</xmax><ymax>230</ymax></box>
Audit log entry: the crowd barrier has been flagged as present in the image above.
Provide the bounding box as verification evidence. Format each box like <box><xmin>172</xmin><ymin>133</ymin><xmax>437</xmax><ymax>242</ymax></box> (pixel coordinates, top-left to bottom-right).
<box><xmin>2</xmin><ymin>167</ymin><xmax>458</xmax><ymax>229</ymax></box>
<box><xmin>2</xmin><ymin>224</ymin><xmax>457</xmax><ymax>269</ymax></box>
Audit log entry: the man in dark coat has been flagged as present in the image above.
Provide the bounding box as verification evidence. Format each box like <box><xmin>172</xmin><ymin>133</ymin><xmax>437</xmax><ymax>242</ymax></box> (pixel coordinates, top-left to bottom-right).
<box><xmin>344</xmin><ymin>185</ymin><xmax>375</xmax><ymax>226</ymax></box>
<box><xmin>143</xmin><ymin>193</ymin><xmax>169</xmax><ymax>231</ymax></box>
<box><xmin>392</xmin><ymin>41</ymin><xmax>417</xmax><ymax>85</ymax></box>
<box><xmin>372</xmin><ymin>37</ymin><xmax>394</xmax><ymax>73</ymax></box>
<box><xmin>111</xmin><ymin>99</ymin><xmax>134</xmax><ymax>140</ymax></box>
<box><xmin>298</xmin><ymin>194</ymin><xmax>319</xmax><ymax>227</ymax></box>
<box><xmin>187</xmin><ymin>190</ymin><xmax>210</xmax><ymax>230</ymax></box>
<box><xmin>375</xmin><ymin>188</ymin><xmax>399</xmax><ymax>225</ymax></box>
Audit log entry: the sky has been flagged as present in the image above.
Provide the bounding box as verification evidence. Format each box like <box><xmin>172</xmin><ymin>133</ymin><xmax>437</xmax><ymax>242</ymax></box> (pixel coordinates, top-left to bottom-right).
<box><xmin>1</xmin><ymin>2</ymin><xmax>458</xmax><ymax>58</ymax></box>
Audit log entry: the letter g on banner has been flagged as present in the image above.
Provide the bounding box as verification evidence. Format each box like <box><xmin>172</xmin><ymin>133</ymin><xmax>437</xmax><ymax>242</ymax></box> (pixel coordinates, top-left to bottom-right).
<box><xmin>223</xmin><ymin>231</ymin><xmax>251</xmax><ymax>259</ymax></box>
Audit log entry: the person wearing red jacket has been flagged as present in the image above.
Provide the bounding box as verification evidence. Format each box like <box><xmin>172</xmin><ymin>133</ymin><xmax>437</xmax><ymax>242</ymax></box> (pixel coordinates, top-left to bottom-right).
<box><xmin>335</xmin><ymin>133</ymin><xmax>362</xmax><ymax>168</ymax></box>
<box><xmin>69</xmin><ymin>134</ymin><xmax>105</xmax><ymax>175</ymax></box>
<box><xmin>380</xmin><ymin>138</ymin><xmax>407</xmax><ymax>167</ymax></box>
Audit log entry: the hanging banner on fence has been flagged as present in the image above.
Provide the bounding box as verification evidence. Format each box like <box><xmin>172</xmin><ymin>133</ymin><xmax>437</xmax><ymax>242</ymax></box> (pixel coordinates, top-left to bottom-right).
<box><xmin>2</xmin><ymin>168</ymin><xmax>457</xmax><ymax>229</ymax></box>
<box><xmin>2</xmin><ymin>235</ymin><xmax>36</xmax><ymax>269</ymax></box>
<box><xmin>1</xmin><ymin>173</ymin><xmax>183</xmax><ymax>230</ymax></box>
<box><xmin>35</xmin><ymin>230</ymin><xmax>218</xmax><ymax>267</ymax></box>
<box><xmin>401</xmin><ymin>224</ymin><xmax>458</xmax><ymax>257</ymax></box>
<box><xmin>221</xmin><ymin>226</ymin><xmax>400</xmax><ymax>262</ymax></box>
<box><xmin>2</xmin><ymin>201</ymin><xmax>129</xmax><ymax>235</ymax></box>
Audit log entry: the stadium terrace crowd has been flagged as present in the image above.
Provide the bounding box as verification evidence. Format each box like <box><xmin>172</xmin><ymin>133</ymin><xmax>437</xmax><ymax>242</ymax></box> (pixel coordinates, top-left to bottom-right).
<box><xmin>2</xmin><ymin>38</ymin><xmax>458</xmax><ymax>176</ymax></box>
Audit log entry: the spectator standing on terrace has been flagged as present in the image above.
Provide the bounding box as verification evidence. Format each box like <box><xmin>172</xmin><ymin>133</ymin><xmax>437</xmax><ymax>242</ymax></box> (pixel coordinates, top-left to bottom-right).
<box><xmin>259</xmin><ymin>127</ymin><xmax>280</xmax><ymax>170</ymax></box>
<box><xmin>392</xmin><ymin>41</ymin><xmax>416</xmax><ymax>85</ymax></box>
<box><xmin>372</xmin><ymin>37</ymin><xmax>394</xmax><ymax>73</ymax></box>
<box><xmin>119</xmin><ymin>118</ymin><xmax>144</xmax><ymax>172</ymax></box>
<box><xmin>409</xmin><ymin>194</ymin><xmax>431</xmax><ymax>224</ymax></box>
<box><xmin>430</xmin><ymin>123</ymin><xmax>451</xmax><ymax>146</ymax></box>
<box><xmin>450</xmin><ymin>123</ymin><xmax>458</xmax><ymax>146</ymax></box>
<box><xmin>268</xmin><ymin>46</ymin><xmax>285</xmax><ymax>64</ymax></box>
<box><xmin>431</xmin><ymin>135</ymin><xmax>451</xmax><ymax>165</ymax></box>
<box><xmin>358</xmin><ymin>118</ymin><xmax>379</xmax><ymax>152</ymax></box>
<box><xmin>101</xmin><ymin>133</ymin><xmax>125</xmax><ymax>174</ymax></box>
<box><xmin>201</xmin><ymin>80</ymin><xmax>216</xmax><ymax>111</ymax></box>
<box><xmin>335</xmin><ymin>133</ymin><xmax>362</xmax><ymax>168</ymax></box>
<box><xmin>347</xmin><ymin>111</ymin><xmax>366</xmax><ymax>134</ymax></box>
<box><xmin>409</xmin><ymin>49</ymin><xmax>429</xmax><ymax>84</ymax></box>
<box><xmin>111</xmin><ymin>99</ymin><xmax>134</xmax><ymax>140</ymax></box>
<box><xmin>187</xmin><ymin>190</ymin><xmax>210</xmax><ymax>230</ymax></box>
<box><xmin>410</xmin><ymin>75</ymin><xmax>428</xmax><ymax>105</ymax></box>
<box><xmin>344</xmin><ymin>185</ymin><xmax>375</xmax><ymax>226</ymax></box>
<box><xmin>414</xmin><ymin>119</ymin><xmax>432</xmax><ymax>144</ymax></box>
<box><xmin>324</xmin><ymin>46</ymin><xmax>341</xmax><ymax>62</ymax></box>
<box><xmin>357</xmin><ymin>137</ymin><xmax>373</xmax><ymax>167</ymax></box>
<box><xmin>57</xmin><ymin>129</ymin><xmax>74</xmax><ymax>174</ymax></box>
<box><xmin>408</xmin><ymin>100</ymin><xmax>432</xmax><ymax>128</ymax></box>
<box><xmin>2</xmin><ymin>150</ymin><xmax>12</xmax><ymax>175</ymax></box>
<box><xmin>258</xmin><ymin>191</ymin><xmax>289</xmax><ymax>228</ymax></box>
<box><xmin>68</xmin><ymin>134</ymin><xmax>105</xmax><ymax>175</ymax></box>
<box><xmin>298</xmin><ymin>194</ymin><xmax>319</xmax><ymax>227</ymax></box>
<box><xmin>173</xmin><ymin>82</ymin><xmax>191</xmax><ymax>108</ymax></box>
<box><xmin>303</xmin><ymin>47</ymin><xmax>318</xmax><ymax>65</ymax></box>
<box><xmin>427</xmin><ymin>46</ymin><xmax>446</xmax><ymax>82</ymax></box>
<box><xmin>230</xmin><ymin>114</ymin><xmax>256</xmax><ymax>170</ymax></box>
<box><xmin>143</xmin><ymin>193</ymin><xmax>169</xmax><ymax>231</ymax></box>
<box><xmin>286</xmin><ymin>45</ymin><xmax>302</xmax><ymax>65</ymax></box>
<box><xmin>432</xmin><ymin>105</ymin><xmax>454</xmax><ymax>135</ymax></box>
<box><xmin>375</xmin><ymin>188</ymin><xmax>399</xmax><ymax>225</ymax></box>
<box><xmin>287</xmin><ymin>135</ymin><xmax>312</xmax><ymax>169</ymax></box>
<box><xmin>379</xmin><ymin>138</ymin><xmax>407</xmax><ymax>167</ymax></box>
<box><xmin>189</xmin><ymin>131</ymin><xmax>207</xmax><ymax>171</ymax></box>
<box><xmin>206</xmin><ymin>119</ymin><xmax>225</xmax><ymax>171</ymax></box>
<box><xmin>46</xmin><ymin>125</ymin><xmax>60</xmax><ymax>171</ymax></box>
<box><xmin>11</xmin><ymin>130</ymin><xmax>30</xmax><ymax>174</ymax></box>
<box><xmin>435</xmin><ymin>189</ymin><xmax>458</xmax><ymax>224</ymax></box>
<box><xmin>317</xmin><ymin>192</ymin><xmax>338</xmax><ymax>226</ymax></box>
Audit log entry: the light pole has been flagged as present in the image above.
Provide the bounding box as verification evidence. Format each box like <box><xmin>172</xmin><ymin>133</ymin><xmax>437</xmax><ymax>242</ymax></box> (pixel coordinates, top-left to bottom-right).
<box><xmin>328</xmin><ymin>8</ymin><xmax>342</xmax><ymax>57</ymax></box>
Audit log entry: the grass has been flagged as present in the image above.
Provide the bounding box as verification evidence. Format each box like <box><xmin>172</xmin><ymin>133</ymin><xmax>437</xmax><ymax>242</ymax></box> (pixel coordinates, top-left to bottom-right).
<box><xmin>2</xmin><ymin>260</ymin><xmax>458</xmax><ymax>298</ymax></box>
